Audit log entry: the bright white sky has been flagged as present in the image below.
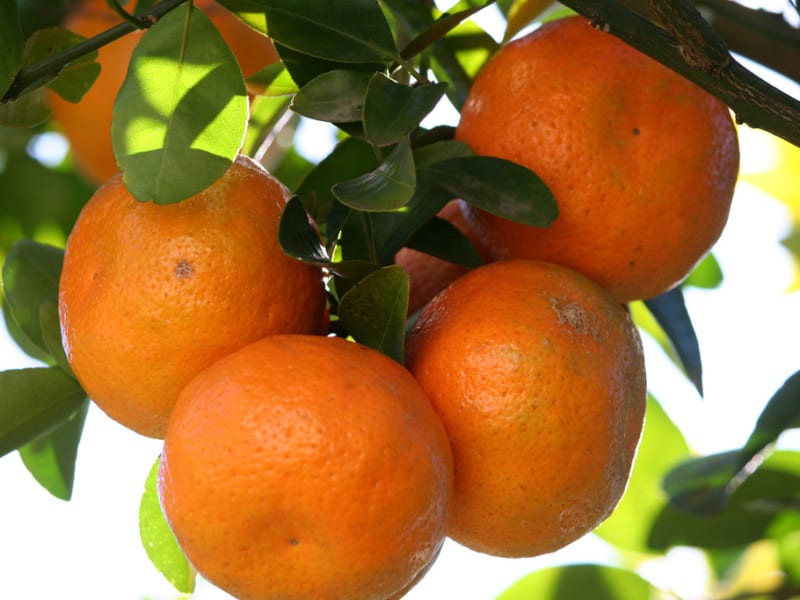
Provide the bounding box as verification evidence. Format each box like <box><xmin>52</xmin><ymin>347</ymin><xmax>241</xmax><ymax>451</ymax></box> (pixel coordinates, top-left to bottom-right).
<box><xmin>1</xmin><ymin>2</ymin><xmax>799</xmax><ymax>599</ymax></box>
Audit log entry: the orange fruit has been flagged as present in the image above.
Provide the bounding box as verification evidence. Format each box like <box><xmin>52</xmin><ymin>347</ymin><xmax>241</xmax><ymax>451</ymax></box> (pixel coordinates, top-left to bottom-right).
<box><xmin>405</xmin><ymin>259</ymin><xmax>647</xmax><ymax>557</ymax></box>
<box><xmin>50</xmin><ymin>0</ymin><xmax>279</xmax><ymax>184</ymax></box>
<box><xmin>158</xmin><ymin>334</ymin><xmax>454</xmax><ymax>600</ymax></box>
<box><xmin>455</xmin><ymin>15</ymin><xmax>739</xmax><ymax>302</ymax></box>
<box><xmin>58</xmin><ymin>155</ymin><xmax>325</xmax><ymax>438</ymax></box>
<box><xmin>395</xmin><ymin>201</ymin><xmax>491</xmax><ymax>315</ymax></box>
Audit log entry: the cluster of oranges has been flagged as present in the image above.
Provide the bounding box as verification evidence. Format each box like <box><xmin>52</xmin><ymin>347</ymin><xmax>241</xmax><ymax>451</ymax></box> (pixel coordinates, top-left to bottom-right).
<box><xmin>54</xmin><ymin>7</ymin><xmax>739</xmax><ymax>600</ymax></box>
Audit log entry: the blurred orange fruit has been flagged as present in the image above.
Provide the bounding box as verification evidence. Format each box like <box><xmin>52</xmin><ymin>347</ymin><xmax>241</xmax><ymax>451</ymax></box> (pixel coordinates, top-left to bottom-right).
<box><xmin>159</xmin><ymin>334</ymin><xmax>454</xmax><ymax>600</ymax></box>
<box><xmin>50</xmin><ymin>0</ymin><xmax>279</xmax><ymax>184</ymax></box>
<box><xmin>456</xmin><ymin>15</ymin><xmax>739</xmax><ymax>302</ymax></box>
<box><xmin>395</xmin><ymin>201</ymin><xmax>491</xmax><ymax>315</ymax></box>
<box><xmin>406</xmin><ymin>259</ymin><xmax>647</xmax><ymax>557</ymax></box>
<box><xmin>58</xmin><ymin>155</ymin><xmax>325</xmax><ymax>438</ymax></box>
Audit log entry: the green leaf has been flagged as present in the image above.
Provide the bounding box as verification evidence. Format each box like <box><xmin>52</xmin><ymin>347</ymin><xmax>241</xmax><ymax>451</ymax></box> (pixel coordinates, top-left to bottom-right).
<box><xmin>498</xmin><ymin>564</ymin><xmax>661</xmax><ymax>600</ymax></box>
<box><xmin>423</xmin><ymin>155</ymin><xmax>558</xmax><ymax>227</ymax></box>
<box><xmin>397</xmin><ymin>2</ymin><xmax>492</xmax><ymax>60</ymax></box>
<box><xmin>18</xmin><ymin>399</ymin><xmax>89</xmax><ymax>500</ymax></box>
<box><xmin>2</xmin><ymin>240</ymin><xmax>63</xmax><ymax>359</ymax></box>
<box><xmin>39</xmin><ymin>296</ymin><xmax>74</xmax><ymax>376</ymax></box>
<box><xmin>290</xmin><ymin>69</ymin><xmax>373</xmax><ymax>123</ymax></box>
<box><xmin>112</xmin><ymin>3</ymin><xmax>248</xmax><ymax>204</ymax></box>
<box><xmin>278</xmin><ymin>196</ymin><xmax>377</xmax><ymax>281</ymax></box>
<box><xmin>648</xmin><ymin>451</ymin><xmax>800</xmax><ymax>550</ymax></box>
<box><xmin>140</xmin><ymin>456</ymin><xmax>196</xmax><ymax>594</ymax></box>
<box><xmin>242</xmin><ymin>94</ymin><xmax>291</xmax><ymax>156</ymax></box>
<box><xmin>362</xmin><ymin>74</ymin><xmax>447</xmax><ymax>146</ymax></box>
<box><xmin>0</xmin><ymin>87</ymin><xmax>50</xmax><ymax>127</ymax></box>
<box><xmin>595</xmin><ymin>395</ymin><xmax>691</xmax><ymax>552</ymax></box>
<box><xmin>413</xmin><ymin>139</ymin><xmax>472</xmax><ymax>167</ymax></box>
<box><xmin>247</xmin><ymin>62</ymin><xmax>299</xmax><ymax>96</ymax></box>
<box><xmin>216</xmin><ymin>0</ymin><xmax>269</xmax><ymax>34</ymax></box>
<box><xmin>684</xmin><ymin>252</ymin><xmax>723</xmax><ymax>289</ymax></box>
<box><xmin>0</xmin><ymin>367</ymin><xmax>86</xmax><ymax>458</ymax></box>
<box><xmin>332</xmin><ymin>138</ymin><xmax>416</xmax><ymax>211</ymax></box>
<box><xmin>644</xmin><ymin>287</ymin><xmax>703</xmax><ymax>396</ymax></box>
<box><xmin>36</xmin><ymin>30</ymin><xmax>100</xmax><ymax>103</ymax></box>
<box><xmin>0</xmin><ymin>0</ymin><xmax>24</xmax><ymax>97</ymax></box>
<box><xmin>262</xmin><ymin>0</ymin><xmax>399</xmax><ymax>64</ymax></box>
<box><xmin>663</xmin><ymin>370</ymin><xmax>800</xmax><ymax>514</ymax></box>
<box><xmin>338</xmin><ymin>265</ymin><xmax>409</xmax><ymax>363</ymax></box>
<box><xmin>403</xmin><ymin>214</ymin><xmax>483</xmax><ymax>269</ymax></box>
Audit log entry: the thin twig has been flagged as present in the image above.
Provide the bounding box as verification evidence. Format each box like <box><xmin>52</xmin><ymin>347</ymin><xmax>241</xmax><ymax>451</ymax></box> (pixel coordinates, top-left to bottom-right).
<box><xmin>1</xmin><ymin>0</ymin><xmax>188</xmax><ymax>103</ymax></box>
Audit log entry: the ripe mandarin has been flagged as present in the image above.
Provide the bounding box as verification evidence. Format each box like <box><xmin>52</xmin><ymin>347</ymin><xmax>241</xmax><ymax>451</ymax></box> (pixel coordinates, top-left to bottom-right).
<box><xmin>58</xmin><ymin>155</ymin><xmax>325</xmax><ymax>438</ymax></box>
<box><xmin>455</xmin><ymin>16</ymin><xmax>739</xmax><ymax>302</ymax></box>
<box><xmin>159</xmin><ymin>334</ymin><xmax>454</xmax><ymax>600</ymax></box>
<box><xmin>406</xmin><ymin>259</ymin><xmax>647</xmax><ymax>557</ymax></box>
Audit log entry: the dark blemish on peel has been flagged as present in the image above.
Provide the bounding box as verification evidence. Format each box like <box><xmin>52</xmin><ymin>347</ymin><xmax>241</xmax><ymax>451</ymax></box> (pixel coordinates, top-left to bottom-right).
<box><xmin>289</xmin><ymin>538</ymin><xmax>299</xmax><ymax>546</ymax></box>
<box><xmin>632</xmin><ymin>127</ymin><xmax>640</xmax><ymax>136</ymax></box>
<box><xmin>174</xmin><ymin>259</ymin><xmax>194</xmax><ymax>279</ymax></box>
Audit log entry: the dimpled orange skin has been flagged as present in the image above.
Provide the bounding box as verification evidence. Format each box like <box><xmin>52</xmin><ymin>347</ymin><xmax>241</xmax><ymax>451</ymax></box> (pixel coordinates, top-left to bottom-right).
<box><xmin>158</xmin><ymin>334</ymin><xmax>454</xmax><ymax>600</ymax></box>
<box><xmin>395</xmin><ymin>201</ymin><xmax>492</xmax><ymax>315</ymax></box>
<box><xmin>405</xmin><ymin>259</ymin><xmax>647</xmax><ymax>557</ymax></box>
<box><xmin>455</xmin><ymin>16</ymin><xmax>740</xmax><ymax>303</ymax></box>
<box><xmin>58</xmin><ymin>155</ymin><xmax>325</xmax><ymax>439</ymax></box>
<box><xmin>50</xmin><ymin>0</ymin><xmax>279</xmax><ymax>184</ymax></box>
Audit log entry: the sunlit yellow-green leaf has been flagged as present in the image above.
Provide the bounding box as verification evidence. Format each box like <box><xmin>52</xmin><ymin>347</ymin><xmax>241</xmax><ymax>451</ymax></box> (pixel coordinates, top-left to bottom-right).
<box><xmin>503</xmin><ymin>0</ymin><xmax>555</xmax><ymax>42</ymax></box>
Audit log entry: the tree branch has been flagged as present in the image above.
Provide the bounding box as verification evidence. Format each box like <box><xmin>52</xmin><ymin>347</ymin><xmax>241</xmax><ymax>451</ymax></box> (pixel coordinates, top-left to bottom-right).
<box><xmin>620</xmin><ymin>0</ymin><xmax>800</xmax><ymax>85</ymax></box>
<box><xmin>558</xmin><ymin>0</ymin><xmax>800</xmax><ymax>148</ymax></box>
<box><xmin>1</xmin><ymin>0</ymin><xmax>188</xmax><ymax>103</ymax></box>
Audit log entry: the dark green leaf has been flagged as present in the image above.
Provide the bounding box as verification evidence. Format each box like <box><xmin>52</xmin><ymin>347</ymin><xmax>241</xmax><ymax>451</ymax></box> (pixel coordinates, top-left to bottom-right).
<box><xmin>332</xmin><ymin>138</ymin><xmax>416</xmax><ymax>211</ymax></box>
<box><xmin>140</xmin><ymin>457</ymin><xmax>196</xmax><ymax>594</ymax></box>
<box><xmin>424</xmin><ymin>156</ymin><xmax>557</xmax><ymax>227</ymax></box>
<box><xmin>595</xmin><ymin>395</ymin><xmax>691</xmax><ymax>552</ymax></box>
<box><xmin>403</xmin><ymin>214</ymin><xmax>483</xmax><ymax>269</ymax></box>
<box><xmin>216</xmin><ymin>0</ymin><xmax>269</xmax><ymax>34</ymax></box>
<box><xmin>278</xmin><ymin>196</ymin><xmax>377</xmax><ymax>281</ymax></box>
<box><xmin>362</xmin><ymin>74</ymin><xmax>447</xmax><ymax>146</ymax></box>
<box><xmin>278</xmin><ymin>195</ymin><xmax>330</xmax><ymax>265</ymax></box>
<box><xmin>644</xmin><ymin>287</ymin><xmax>703</xmax><ymax>396</ymax></box>
<box><xmin>0</xmin><ymin>87</ymin><xmax>50</xmax><ymax>127</ymax></box>
<box><xmin>262</xmin><ymin>0</ymin><xmax>399</xmax><ymax>64</ymax></box>
<box><xmin>0</xmin><ymin>367</ymin><xmax>86</xmax><ymax>457</ymax></box>
<box><xmin>20</xmin><ymin>28</ymin><xmax>100</xmax><ymax>102</ymax></box>
<box><xmin>290</xmin><ymin>69</ymin><xmax>373</xmax><ymax>122</ymax></box>
<box><xmin>295</xmin><ymin>137</ymin><xmax>380</xmax><ymax>239</ymax></box>
<box><xmin>0</xmin><ymin>0</ymin><xmax>24</xmax><ymax>97</ymax></box>
<box><xmin>2</xmin><ymin>240</ymin><xmax>63</xmax><ymax>359</ymax></box>
<box><xmin>649</xmin><ymin>451</ymin><xmax>800</xmax><ymax>550</ymax></box>
<box><xmin>39</xmin><ymin>296</ymin><xmax>73</xmax><ymax>377</ymax></box>
<box><xmin>338</xmin><ymin>265</ymin><xmax>409</xmax><ymax>363</ymax></box>
<box><xmin>397</xmin><ymin>1</ymin><xmax>492</xmax><ymax>61</ymax></box>
<box><xmin>663</xmin><ymin>371</ymin><xmax>800</xmax><ymax>514</ymax></box>
<box><xmin>18</xmin><ymin>399</ymin><xmax>89</xmax><ymax>500</ymax></box>
<box><xmin>498</xmin><ymin>564</ymin><xmax>660</xmax><ymax>600</ymax></box>
<box><xmin>371</xmin><ymin>171</ymin><xmax>452</xmax><ymax>264</ymax></box>
<box><xmin>112</xmin><ymin>3</ymin><xmax>248</xmax><ymax>204</ymax></box>
<box><xmin>275</xmin><ymin>42</ymin><xmax>383</xmax><ymax>89</ymax></box>
<box><xmin>413</xmin><ymin>139</ymin><xmax>472</xmax><ymax>167</ymax></box>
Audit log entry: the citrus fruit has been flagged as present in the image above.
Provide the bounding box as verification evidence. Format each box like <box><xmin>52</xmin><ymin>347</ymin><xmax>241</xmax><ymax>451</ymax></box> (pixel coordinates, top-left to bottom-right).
<box><xmin>158</xmin><ymin>334</ymin><xmax>454</xmax><ymax>600</ymax></box>
<box><xmin>395</xmin><ymin>201</ymin><xmax>491</xmax><ymax>315</ymax></box>
<box><xmin>405</xmin><ymin>259</ymin><xmax>647</xmax><ymax>557</ymax></box>
<box><xmin>455</xmin><ymin>15</ymin><xmax>739</xmax><ymax>302</ymax></box>
<box><xmin>50</xmin><ymin>0</ymin><xmax>279</xmax><ymax>184</ymax></box>
<box><xmin>58</xmin><ymin>154</ymin><xmax>325</xmax><ymax>438</ymax></box>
